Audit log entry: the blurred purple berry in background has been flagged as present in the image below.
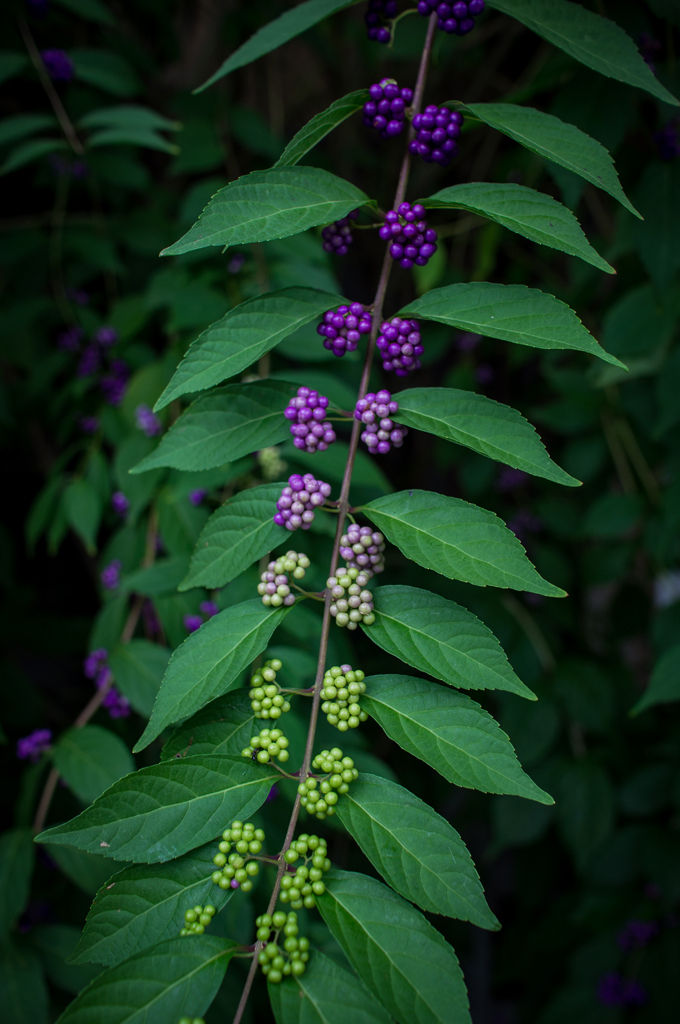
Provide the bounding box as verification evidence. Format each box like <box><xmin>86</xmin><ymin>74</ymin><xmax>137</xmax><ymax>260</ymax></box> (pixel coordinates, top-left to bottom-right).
<box><xmin>101</xmin><ymin>688</ymin><xmax>131</xmax><ymax>718</ymax></box>
<box><xmin>111</xmin><ymin>491</ymin><xmax>130</xmax><ymax>517</ymax></box>
<box><xmin>475</xmin><ymin>363</ymin><xmax>494</xmax><ymax>385</ymax></box>
<box><xmin>17</xmin><ymin>729</ymin><xmax>52</xmax><ymax>762</ymax></box>
<box><xmin>364</xmin><ymin>0</ymin><xmax>397</xmax><ymax>44</ymax></box>
<box><xmin>100</xmin><ymin>359</ymin><xmax>129</xmax><ymax>406</ymax></box>
<box><xmin>653</xmin><ymin>569</ymin><xmax>680</xmax><ymax>609</ymax></box>
<box><xmin>143</xmin><ymin>599</ymin><xmax>162</xmax><ymax>637</ymax></box>
<box><xmin>597</xmin><ymin>973</ymin><xmax>647</xmax><ymax>1008</ymax></box>
<box><xmin>94</xmin><ymin>325</ymin><xmax>118</xmax><ymax>346</ymax></box>
<box><xmin>507</xmin><ymin>509</ymin><xmax>542</xmax><ymax>544</ymax></box>
<box><xmin>184</xmin><ymin>614</ymin><xmax>203</xmax><ymax>633</ymax></box>
<box><xmin>227</xmin><ymin>252</ymin><xmax>245</xmax><ymax>273</ymax></box>
<box><xmin>458</xmin><ymin>331</ymin><xmax>481</xmax><ymax>352</ymax></box>
<box><xmin>655</xmin><ymin>121</ymin><xmax>680</xmax><ymax>161</ymax></box>
<box><xmin>66</xmin><ymin>287</ymin><xmax>89</xmax><ymax>306</ymax></box>
<box><xmin>617</xmin><ymin>919</ymin><xmax>658</xmax><ymax>951</ymax></box>
<box><xmin>496</xmin><ymin>467</ymin><xmax>529</xmax><ymax>493</ymax></box>
<box><xmin>189</xmin><ymin>489</ymin><xmax>207</xmax><ymax>506</ymax></box>
<box><xmin>200</xmin><ymin>600</ymin><xmax>219</xmax><ymax>618</ymax></box>
<box><xmin>136</xmin><ymin>404</ymin><xmax>162</xmax><ymax>437</ymax></box>
<box><xmin>78</xmin><ymin>344</ymin><xmax>100</xmax><ymax>378</ymax></box>
<box><xmin>79</xmin><ymin>416</ymin><xmax>99</xmax><ymax>434</ymax></box>
<box><xmin>84</xmin><ymin>647</ymin><xmax>108</xmax><ymax>680</ymax></box>
<box><xmin>101</xmin><ymin>559</ymin><xmax>121</xmax><ymax>590</ymax></box>
<box><xmin>57</xmin><ymin>325</ymin><xmax>84</xmax><ymax>351</ymax></box>
<box><xmin>266</xmin><ymin>783</ymin><xmax>279</xmax><ymax>802</ymax></box>
<box><xmin>49</xmin><ymin>154</ymin><xmax>88</xmax><ymax>178</ymax></box>
<box><xmin>41</xmin><ymin>49</ymin><xmax>74</xmax><ymax>81</ymax></box>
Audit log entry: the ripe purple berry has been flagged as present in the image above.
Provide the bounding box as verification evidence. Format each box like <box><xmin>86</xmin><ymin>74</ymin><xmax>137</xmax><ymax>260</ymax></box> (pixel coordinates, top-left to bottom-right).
<box><xmin>365</xmin><ymin>0</ymin><xmax>397</xmax><ymax>44</ymax></box>
<box><xmin>355</xmin><ymin>391</ymin><xmax>407</xmax><ymax>455</ymax></box>
<box><xmin>379</xmin><ymin>203</ymin><xmax>438</xmax><ymax>269</ymax></box>
<box><xmin>339</xmin><ymin>524</ymin><xmax>386</xmax><ymax>576</ymax></box>
<box><xmin>284</xmin><ymin>387</ymin><xmax>336</xmax><ymax>453</ymax></box>
<box><xmin>322</xmin><ymin>209</ymin><xmax>359</xmax><ymax>255</ymax></box>
<box><xmin>274</xmin><ymin>474</ymin><xmax>332</xmax><ymax>531</ymax></box>
<box><xmin>111</xmin><ymin>491</ymin><xmax>130</xmax><ymax>517</ymax></box>
<box><xmin>376</xmin><ymin>317</ymin><xmax>423</xmax><ymax>376</ymax></box>
<box><xmin>417</xmin><ymin>0</ymin><xmax>484</xmax><ymax>33</ymax></box>
<box><xmin>409</xmin><ymin>105</ymin><xmax>463</xmax><ymax>167</ymax></box>
<box><xmin>40</xmin><ymin>48</ymin><xmax>74</xmax><ymax>81</ymax></box>
<box><xmin>363</xmin><ymin>79</ymin><xmax>414</xmax><ymax>139</ymax></box>
<box><xmin>317</xmin><ymin>303</ymin><xmax>372</xmax><ymax>358</ymax></box>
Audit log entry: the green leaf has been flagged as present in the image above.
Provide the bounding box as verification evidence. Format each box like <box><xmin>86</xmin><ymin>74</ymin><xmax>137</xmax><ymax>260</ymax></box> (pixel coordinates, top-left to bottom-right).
<box><xmin>32</xmin><ymin>924</ymin><xmax>101</xmax><ymax>995</ymax></box>
<box><xmin>197</xmin><ymin>0</ymin><xmax>357</xmax><ymax>91</ymax></box>
<box><xmin>276</xmin><ymin>90</ymin><xmax>368</xmax><ymax>167</ymax></box>
<box><xmin>181</xmin><ymin>483</ymin><xmax>286</xmax><ymax>591</ymax></box>
<box><xmin>134</xmin><ymin>600</ymin><xmax>289</xmax><ymax>751</ymax></box>
<box><xmin>79</xmin><ymin>105</ymin><xmax>180</xmax><ymax>132</ymax></box>
<box><xmin>155</xmin><ymin>287</ymin><xmax>345</xmax><ymax>411</ymax></box>
<box><xmin>487</xmin><ymin>0</ymin><xmax>678</xmax><ymax>106</ymax></box>
<box><xmin>465</xmin><ymin>103</ymin><xmax>640</xmax><ymax>218</ymax></box>
<box><xmin>0</xmin><ymin>829</ymin><xmax>35</xmax><ymax>937</ymax></box>
<box><xmin>0</xmin><ymin>138</ymin><xmax>67</xmax><ymax>176</ymax></box>
<box><xmin>121</xmin><ymin>558</ymin><xmax>190</xmax><ymax>597</ymax></box>
<box><xmin>363</xmin><ymin>585</ymin><xmax>535</xmax><ymax>699</ymax></box>
<box><xmin>557</xmin><ymin>760</ymin><xmax>613</xmax><ymax>866</ymax></box>
<box><xmin>36</xmin><ymin>755</ymin><xmax>276</xmax><ymax>862</ymax></box>
<box><xmin>86</xmin><ymin>128</ymin><xmax>179</xmax><ymax>153</ymax></box>
<box><xmin>161</xmin><ymin>691</ymin><xmax>256</xmax><ymax>760</ymax></box>
<box><xmin>0</xmin><ymin>114</ymin><xmax>56</xmax><ymax>147</ymax></box>
<box><xmin>132</xmin><ymin>381</ymin><xmax>295</xmax><ymax>474</ymax></box>
<box><xmin>108</xmin><ymin>641</ymin><xmax>171</xmax><ymax>718</ymax></box>
<box><xmin>362</xmin><ymin>674</ymin><xmax>552</xmax><ymax>803</ymax></box>
<box><xmin>71</xmin><ymin>49</ymin><xmax>140</xmax><ymax>97</ymax></box>
<box><xmin>56</xmin><ymin>936</ymin><xmax>235</xmax><ymax>1024</ymax></box>
<box><xmin>394</xmin><ymin>387</ymin><xmax>579</xmax><ymax>487</ymax></box>
<box><xmin>317</xmin><ymin>869</ymin><xmax>471</xmax><ymax>1024</ymax></box>
<box><xmin>44</xmin><ymin>845</ymin><xmax>115</xmax><ymax>896</ymax></box>
<box><xmin>71</xmin><ymin>844</ymin><xmax>234</xmax><ymax>967</ymax></box>
<box><xmin>268</xmin><ymin>950</ymin><xmax>392</xmax><ymax>1024</ymax></box>
<box><xmin>398</xmin><ymin>283</ymin><xmax>626</xmax><ymax>369</ymax></box>
<box><xmin>335</xmin><ymin>774</ymin><xmax>498</xmax><ymax>929</ymax></box>
<box><xmin>63</xmin><ymin>478</ymin><xmax>101</xmax><ymax>553</ymax></box>
<box><xmin>0</xmin><ymin>941</ymin><xmax>48</xmax><ymax>1024</ymax></box>
<box><xmin>364</xmin><ymin>491</ymin><xmax>564</xmax><ymax>596</ymax></box>
<box><xmin>631</xmin><ymin>644</ymin><xmax>680</xmax><ymax>715</ymax></box>
<box><xmin>53</xmin><ymin>726</ymin><xmax>136</xmax><ymax>805</ymax></box>
<box><xmin>161</xmin><ymin>166</ymin><xmax>369</xmax><ymax>256</ymax></box>
<box><xmin>424</xmin><ymin>182</ymin><xmax>613</xmax><ymax>273</ymax></box>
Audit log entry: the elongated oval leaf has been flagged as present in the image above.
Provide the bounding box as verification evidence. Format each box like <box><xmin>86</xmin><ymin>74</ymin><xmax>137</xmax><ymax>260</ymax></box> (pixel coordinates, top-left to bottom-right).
<box><xmin>155</xmin><ymin>287</ymin><xmax>345</xmax><ymax>411</ymax></box>
<box><xmin>161</xmin><ymin>166</ymin><xmax>369</xmax><ymax>256</ymax></box>
<box><xmin>109</xmin><ymin>640</ymin><xmax>171</xmax><ymax>719</ymax></box>
<box><xmin>161</xmin><ymin>691</ymin><xmax>256</xmax><ymax>760</ymax></box>
<box><xmin>36</xmin><ymin>755</ymin><xmax>276</xmax><ymax>862</ymax></box>
<box><xmin>57</xmin><ymin>936</ymin><xmax>234</xmax><ymax>1024</ymax></box>
<box><xmin>335</xmin><ymin>774</ymin><xmax>498</xmax><ymax>928</ymax></box>
<box><xmin>53</xmin><ymin>725</ymin><xmax>135</xmax><ymax>805</ymax></box>
<box><xmin>120</xmin><ymin>557</ymin><xmax>190</xmax><ymax>596</ymax></box>
<box><xmin>363</xmin><ymin>585</ymin><xmax>535</xmax><ymax>699</ymax></box>
<box><xmin>0</xmin><ymin>829</ymin><xmax>34</xmax><ymax>937</ymax></box>
<box><xmin>317</xmin><ymin>869</ymin><xmax>471</xmax><ymax>1024</ymax></box>
<box><xmin>465</xmin><ymin>103</ymin><xmax>639</xmax><ymax>218</ymax></box>
<box><xmin>364</xmin><ymin>491</ymin><xmax>564</xmax><ymax>596</ymax></box>
<box><xmin>631</xmin><ymin>643</ymin><xmax>680</xmax><ymax>716</ymax></box>
<box><xmin>362</xmin><ymin>674</ymin><xmax>552</xmax><ymax>803</ymax></box>
<box><xmin>394</xmin><ymin>387</ymin><xmax>579</xmax><ymax>487</ymax></box>
<box><xmin>398</xmin><ymin>282</ymin><xmax>625</xmax><ymax>368</ymax></box>
<box><xmin>423</xmin><ymin>182</ymin><xmax>613</xmax><ymax>273</ymax></box>
<box><xmin>181</xmin><ymin>483</ymin><xmax>287</xmax><ymax>591</ymax></box>
<box><xmin>276</xmin><ymin>90</ymin><xmax>368</xmax><ymax>167</ymax></box>
<box><xmin>135</xmin><ymin>599</ymin><xmax>289</xmax><ymax>751</ymax></box>
<box><xmin>487</xmin><ymin>0</ymin><xmax>678</xmax><ymax>106</ymax></box>
<box><xmin>132</xmin><ymin>381</ymin><xmax>295</xmax><ymax>474</ymax></box>
<box><xmin>269</xmin><ymin>950</ymin><xmax>392</xmax><ymax>1024</ymax></box>
<box><xmin>71</xmin><ymin>843</ymin><xmax>233</xmax><ymax>967</ymax></box>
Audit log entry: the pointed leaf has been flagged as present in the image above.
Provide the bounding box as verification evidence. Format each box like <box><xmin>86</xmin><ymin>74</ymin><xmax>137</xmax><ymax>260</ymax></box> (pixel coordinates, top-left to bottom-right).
<box><xmin>161</xmin><ymin>691</ymin><xmax>256</xmax><ymax>760</ymax></box>
<box><xmin>317</xmin><ymin>869</ymin><xmax>471</xmax><ymax>1024</ymax></box>
<box><xmin>53</xmin><ymin>725</ymin><xmax>135</xmax><ymax>805</ymax></box>
<box><xmin>135</xmin><ymin>600</ymin><xmax>289</xmax><ymax>750</ymax></box>
<box><xmin>487</xmin><ymin>0</ymin><xmax>678</xmax><ymax>106</ymax></box>
<box><xmin>276</xmin><ymin>90</ymin><xmax>368</xmax><ymax>167</ymax></box>
<box><xmin>0</xmin><ymin>137</ymin><xmax>67</xmax><ymax>176</ymax></box>
<box><xmin>364</xmin><ymin>490</ymin><xmax>564</xmax><ymax>596</ymax></box>
<box><xmin>0</xmin><ymin>941</ymin><xmax>48</xmax><ymax>1024</ymax></box>
<box><xmin>120</xmin><ymin>558</ymin><xmax>190</xmax><ymax>596</ymax></box>
<box><xmin>362</xmin><ymin>674</ymin><xmax>552</xmax><ymax>803</ymax></box>
<box><xmin>394</xmin><ymin>387</ymin><xmax>579</xmax><ymax>487</ymax></box>
<box><xmin>631</xmin><ymin>644</ymin><xmax>680</xmax><ymax>715</ymax></box>
<box><xmin>268</xmin><ymin>950</ymin><xmax>392</xmax><ymax>1024</ymax></box>
<box><xmin>424</xmin><ymin>182</ymin><xmax>613</xmax><ymax>273</ymax></box>
<box><xmin>155</xmin><ymin>287</ymin><xmax>345</xmax><ymax>410</ymax></box>
<box><xmin>398</xmin><ymin>282</ymin><xmax>625</xmax><ymax>368</ymax></box>
<box><xmin>465</xmin><ymin>103</ymin><xmax>639</xmax><ymax>218</ymax></box>
<box><xmin>0</xmin><ymin>829</ymin><xmax>35</xmax><ymax>937</ymax></box>
<box><xmin>0</xmin><ymin>113</ymin><xmax>56</xmax><ymax>147</ymax></box>
<box><xmin>36</xmin><ymin>755</ymin><xmax>276</xmax><ymax>862</ymax></box>
<box><xmin>132</xmin><ymin>381</ymin><xmax>295</xmax><ymax>474</ymax></box>
<box><xmin>109</xmin><ymin>641</ymin><xmax>171</xmax><ymax>719</ymax></box>
<box><xmin>161</xmin><ymin>166</ymin><xmax>369</xmax><ymax>256</ymax></box>
<box><xmin>335</xmin><ymin>774</ymin><xmax>498</xmax><ymax>928</ymax></box>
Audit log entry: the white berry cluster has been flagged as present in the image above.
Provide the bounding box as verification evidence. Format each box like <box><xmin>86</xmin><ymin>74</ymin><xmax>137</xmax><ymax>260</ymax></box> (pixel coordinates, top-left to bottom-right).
<box><xmin>327</xmin><ymin>566</ymin><xmax>375</xmax><ymax>629</ymax></box>
<box><xmin>257</xmin><ymin>550</ymin><xmax>310</xmax><ymax>607</ymax></box>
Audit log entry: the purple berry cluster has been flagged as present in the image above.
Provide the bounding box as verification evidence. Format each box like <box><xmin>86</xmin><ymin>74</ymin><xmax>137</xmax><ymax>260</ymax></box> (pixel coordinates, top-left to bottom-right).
<box><xmin>364</xmin><ymin>0</ymin><xmax>397</xmax><ymax>43</ymax></box>
<box><xmin>322</xmin><ymin>209</ymin><xmax>358</xmax><ymax>255</ymax></box>
<box><xmin>379</xmin><ymin>203</ymin><xmax>438</xmax><ymax>269</ymax></box>
<box><xmin>363</xmin><ymin>80</ymin><xmax>413</xmax><ymax>139</ymax></box>
<box><xmin>101</xmin><ymin>559</ymin><xmax>121</xmax><ymax>590</ymax></box>
<box><xmin>59</xmin><ymin>324</ymin><xmax>129</xmax><ymax>406</ymax></box>
<box><xmin>417</xmin><ymin>0</ymin><xmax>485</xmax><ymax>34</ymax></box>
<box><xmin>339</xmin><ymin>524</ymin><xmax>385</xmax><ymax>576</ymax></box>
<box><xmin>184</xmin><ymin>602</ymin><xmax>219</xmax><ymax>633</ymax></box>
<box><xmin>136</xmin><ymin>404</ymin><xmax>162</xmax><ymax>437</ymax></box>
<box><xmin>84</xmin><ymin>648</ymin><xmax>130</xmax><ymax>718</ymax></box>
<box><xmin>284</xmin><ymin>387</ymin><xmax>336</xmax><ymax>453</ymax></box>
<box><xmin>317</xmin><ymin>304</ymin><xmax>372</xmax><ymax>358</ymax></box>
<box><xmin>274</xmin><ymin>474</ymin><xmax>331</xmax><ymax>531</ymax></box>
<box><xmin>597</xmin><ymin>973</ymin><xmax>647</xmax><ymax>1009</ymax></box>
<box><xmin>189</xmin><ymin>488</ymin><xmax>207</xmax><ymax>506</ymax></box>
<box><xmin>355</xmin><ymin>391</ymin><xmax>407</xmax><ymax>455</ymax></box>
<box><xmin>16</xmin><ymin>728</ymin><xmax>52</xmax><ymax>762</ymax></box>
<box><xmin>41</xmin><ymin>48</ymin><xmax>74</xmax><ymax>81</ymax></box>
<box><xmin>376</xmin><ymin>317</ymin><xmax>423</xmax><ymax>376</ymax></box>
<box><xmin>410</xmin><ymin>105</ymin><xmax>462</xmax><ymax>166</ymax></box>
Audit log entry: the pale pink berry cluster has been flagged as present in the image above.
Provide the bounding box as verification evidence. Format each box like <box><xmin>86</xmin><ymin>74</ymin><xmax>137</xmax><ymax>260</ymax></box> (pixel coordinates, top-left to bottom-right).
<box><xmin>274</xmin><ymin>474</ymin><xmax>331</xmax><ymax>531</ymax></box>
<box><xmin>339</xmin><ymin>524</ymin><xmax>385</xmax><ymax>576</ymax></box>
<box><xmin>355</xmin><ymin>391</ymin><xmax>407</xmax><ymax>455</ymax></box>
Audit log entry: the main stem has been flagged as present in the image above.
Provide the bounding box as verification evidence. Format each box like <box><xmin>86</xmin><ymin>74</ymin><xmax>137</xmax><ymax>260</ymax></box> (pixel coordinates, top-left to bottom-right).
<box><xmin>231</xmin><ymin>15</ymin><xmax>438</xmax><ymax>1023</ymax></box>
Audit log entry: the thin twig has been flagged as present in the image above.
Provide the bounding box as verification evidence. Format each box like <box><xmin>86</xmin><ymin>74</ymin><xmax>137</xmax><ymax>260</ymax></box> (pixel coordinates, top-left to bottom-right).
<box><xmin>17</xmin><ymin>18</ymin><xmax>84</xmax><ymax>155</ymax></box>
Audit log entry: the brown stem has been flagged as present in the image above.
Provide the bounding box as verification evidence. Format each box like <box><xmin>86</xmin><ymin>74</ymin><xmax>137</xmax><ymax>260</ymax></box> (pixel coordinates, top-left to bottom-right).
<box><xmin>17</xmin><ymin>18</ymin><xmax>84</xmax><ymax>155</ymax></box>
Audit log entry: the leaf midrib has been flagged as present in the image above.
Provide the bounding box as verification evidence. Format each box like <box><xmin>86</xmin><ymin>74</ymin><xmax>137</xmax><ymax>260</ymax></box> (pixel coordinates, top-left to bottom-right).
<box><xmin>165</xmin><ymin>404</ymin><xmax>284</xmax><ymax>459</ymax></box>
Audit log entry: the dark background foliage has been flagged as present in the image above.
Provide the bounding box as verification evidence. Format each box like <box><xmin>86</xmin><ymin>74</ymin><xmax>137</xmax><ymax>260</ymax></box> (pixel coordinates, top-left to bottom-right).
<box><xmin>1</xmin><ymin>0</ymin><xmax>679</xmax><ymax>1021</ymax></box>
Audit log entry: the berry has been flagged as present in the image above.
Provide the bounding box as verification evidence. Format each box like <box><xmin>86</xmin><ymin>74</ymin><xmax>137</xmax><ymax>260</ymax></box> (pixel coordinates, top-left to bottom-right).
<box><xmin>242</xmin><ymin>727</ymin><xmax>290</xmax><ymax>764</ymax></box>
<box><xmin>409</xmin><ymin>105</ymin><xmax>463</xmax><ymax>167</ymax></box>
<box><xmin>363</xmin><ymin>79</ymin><xmax>413</xmax><ymax>139</ymax></box>
<box><xmin>184</xmin><ymin>614</ymin><xmax>203</xmax><ymax>633</ymax></box>
<box><xmin>322</xmin><ymin>209</ymin><xmax>359</xmax><ymax>255</ymax></box>
<box><xmin>364</xmin><ymin>0</ymin><xmax>397</xmax><ymax>44</ymax></box>
<box><xmin>355</xmin><ymin>391</ymin><xmax>407</xmax><ymax>455</ymax></box>
<box><xmin>211</xmin><ymin>822</ymin><xmax>265</xmax><ymax>891</ymax></box>
<box><xmin>111</xmin><ymin>490</ymin><xmax>129</xmax><ymax>517</ymax></box>
<box><xmin>247</xmin><ymin>656</ymin><xmax>292</xmax><ymax>717</ymax></box>
<box><xmin>339</xmin><ymin>524</ymin><xmax>385</xmax><ymax>574</ymax></box>
<box><xmin>274</xmin><ymin>474</ymin><xmax>331</xmax><ymax>531</ymax></box>
<box><xmin>284</xmin><ymin>387</ymin><xmax>336</xmax><ymax>454</ymax></box>
<box><xmin>376</xmin><ymin>316</ymin><xmax>424</xmax><ymax>376</ymax></box>
<box><xmin>321</xmin><ymin>664</ymin><xmax>368</xmax><ymax>732</ymax></box>
<box><xmin>379</xmin><ymin>203</ymin><xmax>438</xmax><ymax>269</ymax></box>
<box><xmin>100</xmin><ymin>559</ymin><xmax>121</xmax><ymax>591</ymax></box>
<box><xmin>298</xmin><ymin>750</ymin><xmax>359</xmax><ymax>818</ymax></box>
<box><xmin>417</xmin><ymin>0</ymin><xmax>485</xmax><ymax>34</ymax></box>
<box><xmin>327</xmin><ymin>566</ymin><xmax>375</xmax><ymax>629</ymax></box>
<box><xmin>16</xmin><ymin>728</ymin><xmax>52</xmax><ymax>762</ymax></box>
<box><xmin>189</xmin><ymin>489</ymin><xmax>207</xmax><ymax>506</ymax></box>
<box><xmin>256</xmin><ymin>912</ymin><xmax>308</xmax><ymax>981</ymax></box>
<box><xmin>135</xmin><ymin>404</ymin><xmax>162</xmax><ymax>437</ymax></box>
<box><xmin>280</xmin><ymin>834</ymin><xmax>331</xmax><ymax>908</ymax></box>
<box><xmin>40</xmin><ymin>48</ymin><xmax>74</xmax><ymax>81</ymax></box>
<box><xmin>257</xmin><ymin>552</ymin><xmax>310</xmax><ymax>608</ymax></box>
<box><xmin>317</xmin><ymin>304</ymin><xmax>372</xmax><ymax>359</ymax></box>
<box><xmin>100</xmin><ymin>358</ymin><xmax>129</xmax><ymax>406</ymax></box>
<box><xmin>180</xmin><ymin>904</ymin><xmax>215</xmax><ymax>936</ymax></box>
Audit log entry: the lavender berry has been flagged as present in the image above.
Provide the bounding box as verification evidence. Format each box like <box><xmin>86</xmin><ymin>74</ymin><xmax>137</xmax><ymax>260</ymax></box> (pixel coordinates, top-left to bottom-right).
<box><xmin>376</xmin><ymin>317</ymin><xmax>423</xmax><ymax>375</ymax></box>
<box><xmin>417</xmin><ymin>0</ymin><xmax>485</xmax><ymax>34</ymax></box>
<box><xmin>410</xmin><ymin>105</ymin><xmax>463</xmax><ymax>166</ymax></box>
<box><xmin>284</xmin><ymin>386</ymin><xmax>336</xmax><ymax>453</ymax></box>
<box><xmin>322</xmin><ymin>209</ymin><xmax>359</xmax><ymax>255</ymax></box>
<box><xmin>355</xmin><ymin>391</ymin><xmax>407</xmax><ymax>455</ymax></box>
<box><xmin>380</xmin><ymin>203</ymin><xmax>438</xmax><ymax>269</ymax></box>
<box><xmin>364</xmin><ymin>0</ymin><xmax>397</xmax><ymax>43</ymax></box>
<box><xmin>274</xmin><ymin>474</ymin><xmax>331</xmax><ymax>531</ymax></box>
<box><xmin>327</xmin><ymin>567</ymin><xmax>375</xmax><ymax>629</ymax></box>
<box><xmin>111</xmin><ymin>491</ymin><xmax>129</xmax><ymax>517</ymax></box>
<box><xmin>317</xmin><ymin>304</ymin><xmax>372</xmax><ymax>358</ymax></box>
<box><xmin>363</xmin><ymin>80</ymin><xmax>413</xmax><ymax>139</ymax></box>
<box><xmin>339</xmin><ymin>524</ymin><xmax>385</xmax><ymax>575</ymax></box>
<box><xmin>257</xmin><ymin>551</ymin><xmax>310</xmax><ymax>607</ymax></box>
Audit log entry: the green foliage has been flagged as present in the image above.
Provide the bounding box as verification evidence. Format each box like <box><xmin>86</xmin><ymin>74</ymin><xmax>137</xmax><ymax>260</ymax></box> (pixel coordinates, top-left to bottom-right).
<box><xmin>0</xmin><ymin>830</ymin><xmax>34</xmax><ymax>937</ymax></box>
<box><xmin>53</xmin><ymin>725</ymin><xmax>135</xmax><ymax>804</ymax></box>
<box><xmin>268</xmin><ymin>949</ymin><xmax>392</xmax><ymax>1024</ymax></box>
<box><xmin>276</xmin><ymin>91</ymin><xmax>369</xmax><ymax>168</ymax></box>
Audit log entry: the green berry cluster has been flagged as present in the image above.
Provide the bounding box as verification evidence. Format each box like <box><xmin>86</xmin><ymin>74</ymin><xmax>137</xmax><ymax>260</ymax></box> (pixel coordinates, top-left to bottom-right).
<box><xmin>180</xmin><ymin>904</ymin><xmax>215</xmax><ymax>935</ymax></box>
<box><xmin>241</xmin><ymin>726</ymin><xmax>290</xmax><ymax>764</ymax></box>
<box><xmin>281</xmin><ymin>833</ymin><xmax>331</xmax><ymax>908</ymax></box>
<box><xmin>256</xmin><ymin>911</ymin><xmax>309</xmax><ymax>982</ymax></box>
<box><xmin>320</xmin><ymin>664</ymin><xmax>368</xmax><ymax>731</ymax></box>
<box><xmin>248</xmin><ymin>658</ymin><xmax>291</xmax><ymax>719</ymax></box>
<box><xmin>257</xmin><ymin>551</ymin><xmax>310</xmax><ymax>607</ymax></box>
<box><xmin>210</xmin><ymin>820</ymin><xmax>264</xmax><ymax>892</ymax></box>
<box><xmin>298</xmin><ymin>748</ymin><xmax>359</xmax><ymax>819</ymax></box>
<box><xmin>327</xmin><ymin>566</ymin><xmax>375</xmax><ymax>629</ymax></box>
